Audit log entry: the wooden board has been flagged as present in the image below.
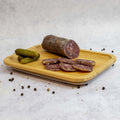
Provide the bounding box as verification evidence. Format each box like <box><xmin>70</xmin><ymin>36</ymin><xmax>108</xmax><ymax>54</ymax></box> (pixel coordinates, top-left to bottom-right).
<box><xmin>4</xmin><ymin>45</ymin><xmax>116</xmax><ymax>84</ymax></box>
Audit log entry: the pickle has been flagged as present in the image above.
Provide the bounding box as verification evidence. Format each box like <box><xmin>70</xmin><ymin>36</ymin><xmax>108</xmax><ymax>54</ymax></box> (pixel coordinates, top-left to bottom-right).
<box><xmin>15</xmin><ymin>49</ymin><xmax>39</xmax><ymax>58</ymax></box>
<box><xmin>19</xmin><ymin>53</ymin><xmax>40</xmax><ymax>64</ymax></box>
<box><xmin>20</xmin><ymin>57</ymin><xmax>34</xmax><ymax>64</ymax></box>
<box><xmin>33</xmin><ymin>53</ymin><xmax>40</xmax><ymax>61</ymax></box>
<box><xmin>18</xmin><ymin>56</ymin><xmax>24</xmax><ymax>61</ymax></box>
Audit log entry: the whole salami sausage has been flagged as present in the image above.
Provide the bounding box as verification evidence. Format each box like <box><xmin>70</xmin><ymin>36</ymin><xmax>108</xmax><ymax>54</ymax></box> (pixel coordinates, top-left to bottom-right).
<box><xmin>42</xmin><ymin>35</ymin><xmax>80</xmax><ymax>59</ymax></box>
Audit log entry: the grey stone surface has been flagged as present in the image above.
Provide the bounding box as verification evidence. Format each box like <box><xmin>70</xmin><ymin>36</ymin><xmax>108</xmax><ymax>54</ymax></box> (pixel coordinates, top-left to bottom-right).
<box><xmin>0</xmin><ymin>0</ymin><xmax>120</xmax><ymax>120</ymax></box>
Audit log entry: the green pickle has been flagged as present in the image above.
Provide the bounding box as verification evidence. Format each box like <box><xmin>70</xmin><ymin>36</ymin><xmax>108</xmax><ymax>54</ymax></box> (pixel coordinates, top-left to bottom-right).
<box><xmin>15</xmin><ymin>49</ymin><xmax>38</xmax><ymax>57</ymax></box>
<box><xmin>15</xmin><ymin>48</ymin><xmax>40</xmax><ymax>64</ymax></box>
<box><xmin>20</xmin><ymin>57</ymin><xmax>35</xmax><ymax>64</ymax></box>
<box><xmin>19</xmin><ymin>54</ymin><xmax>40</xmax><ymax>64</ymax></box>
<box><xmin>18</xmin><ymin>56</ymin><xmax>24</xmax><ymax>61</ymax></box>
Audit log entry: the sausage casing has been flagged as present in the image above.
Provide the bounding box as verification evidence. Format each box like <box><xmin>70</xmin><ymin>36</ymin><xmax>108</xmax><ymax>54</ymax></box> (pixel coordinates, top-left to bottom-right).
<box><xmin>42</xmin><ymin>35</ymin><xmax>80</xmax><ymax>59</ymax></box>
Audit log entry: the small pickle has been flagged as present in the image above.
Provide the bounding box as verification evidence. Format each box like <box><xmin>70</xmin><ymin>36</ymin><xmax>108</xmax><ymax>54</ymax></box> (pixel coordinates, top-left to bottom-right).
<box><xmin>15</xmin><ymin>49</ymin><xmax>39</xmax><ymax>57</ymax></box>
<box><xmin>18</xmin><ymin>56</ymin><xmax>24</xmax><ymax>61</ymax></box>
<box><xmin>19</xmin><ymin>53</ymin><xmax>40</xmax><ymax>64</ymax></box>
<box><xmin>33</xmin><ymin>53</ymin><xmax>40</xmax><ymax>61</ymax></box>
<box><xmin>20</xmin><ymin>57</ymin><xmax>35</xmax><ymax>64</ymax></box>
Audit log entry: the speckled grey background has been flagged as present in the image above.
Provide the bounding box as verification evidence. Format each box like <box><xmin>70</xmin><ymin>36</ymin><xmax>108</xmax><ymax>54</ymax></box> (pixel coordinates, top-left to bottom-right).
<box><xmin>0</xmin><ymin>0</ymin><xmax>120</xmax><ymax>120</ymax></box>
<box><xmin>0</xmin><ymin>0</ymin><xmax>120</xmax><ymax>47</ymax></box>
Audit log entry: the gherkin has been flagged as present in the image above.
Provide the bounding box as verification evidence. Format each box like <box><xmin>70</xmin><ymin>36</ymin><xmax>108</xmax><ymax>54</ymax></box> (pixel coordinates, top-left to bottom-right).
<box><xmin>18</xmin><ymin>54</ymin><xmax>40</xmax><ymax>64</ymax></box>
<box><xmin>15</xmin><ymin>49</ymin><xmax>39</xmax><ymax>58</ymax></box>
<box><xmin>18</xmin><ymin>56</ymin><xmax>24</xmax><ymax>61</ymax></box>
<box><xmin>15</xmin><ymin>48</ymin><xmax>40</xmax><ymax>64</ymax></box>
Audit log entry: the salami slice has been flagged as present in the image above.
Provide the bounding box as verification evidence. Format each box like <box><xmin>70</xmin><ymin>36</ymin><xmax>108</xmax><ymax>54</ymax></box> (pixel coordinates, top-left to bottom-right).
<box><xmin>42</xmin><ymin>58</ymin><xmax>59</xmax><ymax>65</ymax></box>
<box><xmin>73</xmin><ymin>64</ymin><xmax>93</xmax><ymax>72</ymax></box>
<box><xmin>45</xmin><ymin>63</ymin><xmax>60</xmax><ymax>71</ymax></box>
<box><xmin>58</xmin><ymin>57</ymin><xmax>74</xmax><ymax>64</ymax></box>
<box><xmin>42</xmin><ymin>35</ymin><xmax>80</xmax><ymax>59</ymax></box>
<box><xmin>59</xmin><ymin>63</ymin><xmax>76</xmax><ymax>72</ymax></box>
<box><xmin>75</xmin><ymin>59</ymin><xmax>95</xmax><ymax>66</ymax></box>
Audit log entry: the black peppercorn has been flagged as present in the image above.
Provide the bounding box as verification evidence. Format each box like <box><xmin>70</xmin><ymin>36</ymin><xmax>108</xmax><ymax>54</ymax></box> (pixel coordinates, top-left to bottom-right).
<box><xmin>13</xmin><ymin>89</ymin><xmax>16</xmax><ymax>91</ymax></box>
<box><xmin>9</xmin><ymin>79</ymin><xmax>12</xmax><ymax>81</ymax></box>
<box><xmin>103</xmin><ymin>48</ymin><xmax>105</xmax><ymax>51</ymax></box>
<box><xmin>111</xmin><ymin>50</ymin><xmax>114</xmax><ymax>53</ymax></box>
<box><xmin>52</xmin><ymin>91</ymin><xmax>55</xmax><ymax>94</ymax></box>
<box><xmin>47</xmin><ymin>88</ymin><xmax>50</xmax><ymax>91</ymax></box>
<box><xmin>10</xmin><ymin>72</ymin><xmax>13</xmax><ymax>75</ymax></box>
<box><xmin>102</xmin><ymin>87</ymin><xmax>105</xmax><ymax>90</ymax></box>
<box><xmin>27</xmin><ymin>85</ymin><xmax>30</xmax><ymax>88</ymax></box>
<box><xmin>112</xmin><ymin>64</ymin><xmax>114</xmax><ymax>67</ymax></box>
<box><xmin>8</xmin><ymin>78</ymin><xmax>14</xmax><ymax>82</ymax></box>
<box><xmin>21</xmin><ymin>93</ymin><xmax>24</xmax><ymax>96</ymax></box>
<box><xmin>21</xmin><ymin>86</ymin><xmax>24</xmax><ymax>89</ymax></box>
<box><xmin>34</xmin><ymin>88</ymin><xmax>37</xmax><ymax>91</ymax></box>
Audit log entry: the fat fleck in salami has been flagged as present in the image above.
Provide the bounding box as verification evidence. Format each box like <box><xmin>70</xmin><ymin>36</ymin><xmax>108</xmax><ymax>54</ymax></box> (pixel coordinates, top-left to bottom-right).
<box><xmin>75</xmin><ymin>59</ymin><xmax>95</xmax><ymax>66</ymax></box>
<box><xmin>45</xmin><ymin>64</ymin><xmax>60</xmax><ymax>71</ymax></box>
<box><xmin>42</xmin><ymin>35</ymin><xmax>80</xmax><ymax>59</ymax></box>
<box><xmin>58</xmin><ymin>57</ymin><xmax>74</xmax><ymax>64</ymax></box>
<box><xmin>42</xmin><ymin>58</ymin><xmax>59</xmax><ymax>65</ymax></box>
<box><xmin>59</xmin><ymin>63</ymin><xmax>76</xmax><ymax>72</ymax></box>
<box><xmin>73</xmin><ymin>64</ymin><xmax>93</xmax><ymax>72</ymax></box>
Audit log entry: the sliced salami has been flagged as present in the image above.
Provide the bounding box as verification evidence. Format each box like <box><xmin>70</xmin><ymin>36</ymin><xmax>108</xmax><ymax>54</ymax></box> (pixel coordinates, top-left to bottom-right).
<box><xmin>42</xmin><ymin>35</ymin><xmax>80</xmax><ymax>59</ymax></box>
<box><xmin>59</xmin><ymin>63</ymin><xmax>76</xmax><ymax>72</ymax></box>
<box><xmin>42</xmin><ymin>58</ymin><xmax>59</xmax><ymax>65</ymax></box>
<box><xmin>45</xmin><ymin>63</ymin><xmax>60</xmax><ymax>71</ymax></box>
<box><xmin>73</xmin><ymin>64</ymin><xmax>93</xmax><ymax>72</ymax></box>
<box><xmin>58</xmin><ymin>57</ymin><xmax>74</xmax><ymax>64</ymax></box>
<box><xmin>75</xmin><ymin>59</ymin><xmax>95</xmax><ymax>66</ymax></box>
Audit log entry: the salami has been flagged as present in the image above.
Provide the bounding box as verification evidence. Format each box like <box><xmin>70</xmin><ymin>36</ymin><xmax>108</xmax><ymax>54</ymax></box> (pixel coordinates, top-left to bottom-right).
<box><xmin>73</xmin><ymin>64</ymin><xmax>93</xmax><ymax>72</ymax></box>
<box><xmin>59</xmin><ymin>63</ymin><xmax>76</xmax><ymax>72</ymax></box>
<box><xmin>75</xmin><ymin>59</ymin><xmax>95</xmax><ymax>66</ymax></box>
<box><xmin>45</xmin><ymin>64</ymin><xmax>60</xmax><ymax>71</ymax></box>
<box><xmin>42</xmin><ymin>35</ymin><xmax>80</xmax><ymax>59</ymax></box>
<box><xmin>42</xmin><ymin>58</ymin><xmax>59</xmax><ymax>65</ymax></box>
<box><xmin>58</xmin><ymin>57</ymin><xmax>74</xmax><ymax>64</ymax></box>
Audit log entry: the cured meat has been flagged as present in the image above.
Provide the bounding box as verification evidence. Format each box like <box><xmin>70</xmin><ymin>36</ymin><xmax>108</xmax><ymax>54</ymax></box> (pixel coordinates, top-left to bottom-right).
<box><xmin>45</xmin><ymin>64</ymin><xmax>60</xmax><ymax>71</ymax></box>
<box><xmin>42</xmin><ymin>58</ymin><xmax>59</xmax><ymax>65</ymax></box>
<box><xmin>42</xmin><ymin>35</ymin><xmax>80</xmax><ymax>59</ymax></box>
<box><xmin>75</xmin><ymin>59</ymin><xmax>95</xmax><ymax>66</ymax></box>
<box><xmin>58</xmin><ymin>57</ymin><xmax>74</xmax><ymax>64</ymax></box>
<box><xmin>59</xmin><ymin>63</ymin><xmax>76</xmax><ymax>72</ymax></box>
<box><xmin>73</xmin><ymin>64</ymin><xmax>93</xmax><ymax>72</ymax></box>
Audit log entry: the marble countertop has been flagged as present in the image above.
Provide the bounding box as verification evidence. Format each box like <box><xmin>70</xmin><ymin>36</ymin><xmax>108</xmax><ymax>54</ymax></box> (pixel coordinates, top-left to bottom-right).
<box><xmin>0</xmin><ymin>0</ymin><xmax>120</xmax><ymax>120</ymax></box>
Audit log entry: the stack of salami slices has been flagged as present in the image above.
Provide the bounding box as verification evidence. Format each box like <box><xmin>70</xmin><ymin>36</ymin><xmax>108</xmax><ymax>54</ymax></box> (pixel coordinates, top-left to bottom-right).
<box><xmin>42</xmin><ymin>58</ymin><xmax>95</xmax><ymax>72</ymax></box>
